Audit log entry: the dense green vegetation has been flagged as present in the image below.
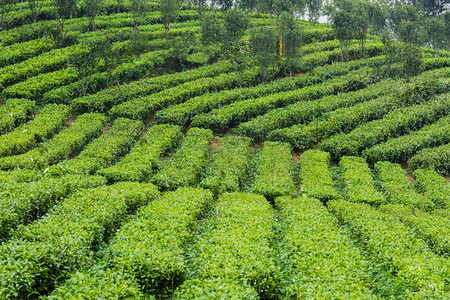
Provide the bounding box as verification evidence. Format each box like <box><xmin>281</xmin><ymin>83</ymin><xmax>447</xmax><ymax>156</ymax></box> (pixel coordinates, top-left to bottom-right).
<box><xmin>0</xmin><ymin>0</ymin><xmax>449</xmax><ymax>298</ymax></box>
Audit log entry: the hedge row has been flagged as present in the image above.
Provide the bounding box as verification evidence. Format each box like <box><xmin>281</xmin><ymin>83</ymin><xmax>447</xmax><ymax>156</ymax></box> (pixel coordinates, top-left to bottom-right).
<box><xmin>0</xmin><ymin>98</ymin><xmax>36</xmax><ymax>134</ymax></box>
<box><xmin>70</xmin><ymin>60</ymin><xmax>233</xmax><ymax>115</ymax></box>
<box><xmin>0</xmin><ymin>169</ymin><xmax>42</xmax><ymax>183</ymax></box>
<box><xmin>44</xmin><ymin>49</ymin><xmax>170</xmax><ymax>105</ymax></box>
<box><xmin>362</xmin><ymin>114</ymin><xmax>450</xmax><ymax>164</ymax></box>
<box><xmin>3</xmin><ymin>68</ymin><xmax>79</xmax><ymax>102</ymax></box>
<box><xmin>200</xmin><ymin>136</ymin><xmax>251</xmax><ymax>195</ymax></box>
<box><xmin>0</xmin><ymin>174</ymin><xmax>106</xmax><ymax>241</ymax></box>
<box><xmin>153</xmin><ymin>127</ymin><xmax>213</xmax><ymax>190</ymax></box>
<box><xmin>191</xmin><ymin>69</ymin><xmax>370</xmax><ymax>131</ymax></box>
<box><xmin>0</xmin><ymin>182</ymin><xmax>159</xmax><ymax>299</ymax></box>
<box><xmin>413</xmin><ymin>169</ymin><xmax>450</xmax><ymax>208</ymax></box>
<box><xmin>320</xmin><ymin>93</ymin><xmax>450</xmax><ymax>159</ymax></box>
<box><xmin>48</xmin><ymin>118</ymin><xmax>143</xmax><ymax>175</ymax></box>
<box><xmin>175</xmin><ymin>193</ymin><xmax>277</xmax><ymax>299</ymax></box>
<box><xmin>0</xmin><ymin>38</ymin><xmax>55</xmax><ymax>68</ymax></box>
<box><xmin>329</xmin><ymin>200</ymin><xmax>449</xmax><ymax>299</ymax></box>
<box><xmin>380</xmin><ymin>204</ymin><xmax>450</xmax><ymax>256</ymax></box>
<box><xmin>98</xmin><ymin>124</ymin><xmax>182</xmax><ymax>183</ymax></box>
<box><xmin>251</xmin><ymin>141</ymin><xmax>294</xmax><ymax>199</ymax></box>
<box><xmin>374</xmin><ymin>161</ymin><xmax>435</xmax><ymax>211</ymax></box>
<box><xmin>268</xmin><ymin>68</ymin><xmax>450</xmax><ymax>149</ymax></box>
<box><xmin>339</xmin><ymin>156</ymin><xmax>386</xmax><ymax>205</ymax></box>
<box><xmin>298</xmin><ymin>42</ymin><xmax>384</xmax><ymax>72</ymax></box>
<box><xmin>155</xmin><ymin>56</ymin><xmax>384</xmax><ymax>126</ymax></box>
<box><xmin>408</xmin><ymin>143</ymin><xmax>450</xmax><ymax>175</ymax></box>
<box><xmin>0</xmin><ymin>104</ymin><xmax>69</xmax><ymax>158</ymax></box>
<box><xmin>237</xmin><ymin>78</ymin><xmax>397</xmax><ymax>140</ymax></box>
<box><xmin>298</xmin><ymin>150</ymin><xmax>340</xmax><ymax>202</ymax></box>
<box><xmin>110</xmin><ymin>68</ymin><xmax>264</xmax><ymax>121</ymax></box>
<box><xmin>0</xmin><ymin>45</ymin><xmax>87</xmax><ymax>91</ymax></box>
<box><xmin>276</xmin><ymin>196</ymin><xmax>377</xmax><ymax>299</ymax></box>
<box><xmin>0</xmin><ymin>113</ymin><xmax>107</xmax><ymax>170</ymax></box>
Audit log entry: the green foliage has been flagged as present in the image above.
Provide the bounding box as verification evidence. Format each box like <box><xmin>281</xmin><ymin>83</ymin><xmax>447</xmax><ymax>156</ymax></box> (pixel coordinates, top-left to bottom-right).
<box><xmin>177</xmin><ymin>192</ymin><xmax>278</xmax><ymax>298</ymax></box>
<box><xmin>380</xmin><ymin>204</ymin><xmax>450</xmax><ymax>256</ymax></box>
<box><xmin>192</xmin><ymin>69</ymin><xmax>371</xmax><ymax>131</ymax></box>
<box><xmin>70</xmin><ymin>60</ymin><xmax>233</xmax><ymax>115</ymax></box>
<box><xmin>409</xmin><ymin>143</ymin><xmax>450</xmax><ymax>175</ymax></box>
<box><xmin>252</xmin><ymin>141</ymin><xmax>294</xmax><ymax>199</ymax></box>
<box><xmin>339</xmin><ymin>156</ymin><xmax>386</xmax><ymax>205</ymax></box>
<box><xmin>0</xmin><ymin>38</ymin><xmax>55</xmax><ymax>68</ymax></box>
<box><xmin>98</xmin><ymin>124</ymin><xmax>182</xmax><ymax>182</ymax></box>
<box><xmin>0</xmin><ymin>113</ymin><xmax>106</xmax><ymax>170</ymax></box>
<box><xmin>375</xmin><ymin>161</ymin><xmax>435</xmax><ymax>211</ymax></box>
<box><xmin>276</xmin><ymin>196</ymin><xmax>377</xmax><ymax>299</ymax></box>
<box><xmin>0</xmin><ymin>104</ymin><xmax>69</xmax><ymax>158</ymax></box>
<box><xmin>0</xmin><ymin>99</ymin><xmax>36</xmax><ymax>134</ymax></box>
<box><xmin>413</xmin><ymin>169</ymin><xmax>450</xmax><ymax>208</ymax></box>
<box><xmin>249</xmin><ymin>25</ymin><xmax>278</xmax><ymax>82</ymax></box>
<box><xmin>298</xmin><ymin>150</ymin><xmax>340</xmax><ymax>202</ymax></box>
<box><xmin>0</xmin><ymin>182</ymin><xmax>159</xmax><ymax>299</ymax></box>
<box><xmin>0</xmin><ymin>174</ymin><xmax>106</xmax><ymax>241</ymax></box>
<box><xmin>48</xmin><ymin>118</ymin><xmax>143</xmax><ymax>175</ymax></box>
<box><xmin>200</xmin><ymin>136</ymin><xmax>251</xmax><ymax>195</ymax></box>
<box><xmin>329</xmin><ymin>200</ymin><xmax>449</xmax><ymax>298</ymax></box>
<box><xmin>362</xmin><ymin>115</ymin><xmax>450</xmax><ymax>165</ymax></box>
<box><xmin>237</xmin><ymin>77</ymin><xmax>395</xmax><ymax>140</ymax></box>
<box><xmin>175</xmin><ymin>278</ymin><xmax>259</xmax><ymax>299</ymax></box>
<box><xmin>320</xmin><ymin>93</ymin><xmax>450</xmax><ymax>159</ymax></box>
<box><xmin>160</xmin><ymin>0</ymin><xmax>180</xmax><ymax>32</ymax></box>
<box><xmin>153</xmin><ymin>127</ymin><xmax>213</xmax><ymax>190</ymax></box>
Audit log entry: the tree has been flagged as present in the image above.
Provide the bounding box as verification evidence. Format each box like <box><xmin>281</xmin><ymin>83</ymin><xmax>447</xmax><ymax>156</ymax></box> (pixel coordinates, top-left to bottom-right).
<box><xmin>68</xmin><ymin>42</ymin><xmax>101</xmax><ymax>96</ymax></box>
<box><xmin>397</xmin><ymin>42</ymin><xmax>423</xmax><ymax>81</ymax></box>
<box><xmin>160</xmin><ymin>0</ymin><xmax>180</xmax><ymax>32</ymax></box>
<box><xmin>424</xmin><ymin>16</ymin><xmax>446</xmax><ymax>58</ymax></box>
<box><xmin>85</xmin><ymin>0</ymin><xmax>103</xmax><ymax>31</ymax></box>
<box><xmin>237</xmin><ymin>0</ymin><xmax>257</xmax><ymax>11</ymax></box>
<box><xmin>352</xmin><ymin>0</ymin><xmax>370</xmax><ymax>58</ymax></box>
<box><xmin>0</xmin><ymin>0</ymin><xmax>13</xmax><ymax>30</ymax></box>
<box><xmin>53</xmin><ymin>0</ymin><xmax>76</xmax><ymax>44</ymax></box>
<box><xmin>223</xmin><ymin>8</ymin><xmax>249</xmax><ymax>43</ymax></box>
<box><xmin>130</xmin><ymin>0</ymin><xmax>149</xmax><ymax>32</ymax></box>
<box><xmin>217</xmin><ymin>0</ymin><xmax>234</xmax><ymax>10</ymax></box>
<box><xmin>328</xmin><ymin>0</ymin><xmax>355</xmax><ymax>61</ymax></box>
<box><xmin>249</xmin><ymin>25</ymin><xmax>278</xmax><ymax>82</ymax></box>
<box><xmin>28</xmin><ymin>0</ymin><xmax>45</xmax><ymax>23</ymax></box>
<box><xmin>201</xmin><ymin>12</ymin><xmax>223</xmax><ymax>45</ymax></box>
<box><xmin>278</xmin><ymin>11</ymin><xmax>303</xmax><ymax>75</ymax></box>
<box><xmin>98</xmin><ymin>32</ymin><xmax>122</xmax><ymax>88</ymax></box>
<box><xmin>305</xmin><ymin>0</ymin><xmax>322</xmax><ymax>23</ymax></box>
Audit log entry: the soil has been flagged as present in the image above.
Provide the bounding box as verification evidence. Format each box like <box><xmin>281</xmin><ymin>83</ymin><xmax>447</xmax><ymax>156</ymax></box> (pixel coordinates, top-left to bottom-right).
<box><xmin>66</xmin><ymin>119</ymin><xmax>75</xmax><ymax>126</ymax></box>
<box><xmin>210</xmin><ymin>136</ymin><xmax>221</xmax><ymax>152</ymax></box>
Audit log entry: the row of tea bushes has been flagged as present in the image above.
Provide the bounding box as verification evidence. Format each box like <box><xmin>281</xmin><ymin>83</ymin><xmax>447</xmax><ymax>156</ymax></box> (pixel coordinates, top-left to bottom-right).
<box><xmin>0</xmin><ymin>113</ymin><xmax>106</xmax><ymax>170</ymax></box>
<box><xmin>191</xmin><ymin>69</ymin><xmax>370</xmax><ymax>131</ymax></box>
<box><xmin>277</xmin><ymin>196</ymin><xmax>377</xmax><ymax>299</ymax></box>
<box><xmin>320</xmin><ymin>94</ymin><xmax>450</xmax><ymax>159</ymax></box>
<box><xmin>362</xmin><ymin>115</ymin><xmax>450</xmax><ymax>165</ymax></box>
<box><xmin>237</xmin><ymin>78</ymin><xmax>396</xmax><ymax>140</ymax></box>
<box><xmin>175</xmin><ymin>193</ymin><xmax>277</xmax><ymax>299</ymax></box>
<box><xmin>329</xmin><ymin>200</ymin><xmax>449</xmax><ymax>298</ymax></box>
<box><xmin>98</xmin><ymin>124</ymin><xmax>182</xmax><ymax>182</ymax></box>
<box><xmin>0</xmin><ymin>182</ymin><xmax>159</xmax><ymax>299</ymax></box>
<box><xmin>0</xmin><ymin>98</ymin><xmax>36</xmax><ymax>134</ymax></box>
<box><xmin>375</xmin><ymin>161</ymin><xmax>435</xmax><ymax>211</ymax></box>
<box><xmin>251</xmin><ymin>142</ymin><xmax>295</xmax><ymax>199</ymax></box>
<box><xmin>48</xmin><ymin>118</ymin><xmax>142</xmax><ymax>175</ymax></box>
<box><xmin>0</xmin><ymin>38</ymin><xmax>55</xmax><ymax>68</ymax></box>
<box><xmin>50</xmin><ymin>187</ymin><xmax>212</xmax><ymax>299</ymax></box>
<box><xmin>109</xmin><ymin>68</ymin><xmax>264</xmax><ymax>121</ymax></box>
<box><xmin>298</xmin><ymin>150</ymin><xmax>340</xmax><ymax>202</ymax></box>
<box><xmin>409</xmin><ymin>143</ymin><xmax>450</xmax><ymax>175</ymax></box>
<box><xmin>0</xmin><ymin>104</ymin><xmax>69</xmax><ymax>157</ymax></box>
<box><xmin>339</xmin><ymin>156</ymin><xmax>386</xmax><ymax>205</ymax></box>
<box><xmin>153</xmin><ymin>128</ymin><xmax>213</xmax><ymax>190</ymax></box>
<box><xmin>0</xmin><ymin>174</ymin><xmax>106</xmax><ymax>241</ymax></box>
<box><xmin>156</xmin><ymin>56</ymin><xmax>384</xmax><ymax>126</ymax></box>
<box><xmin>380</xmin><ymin>204</ymin><xmax>450</xmax><ymax>256</ymax></box>
<box><xmin>413</xmin><ymin>169</ymin><xmax>450</xmax><ymax>208</ymax></box>
<box><xmin>0</xmin><ymin>169</ymin><xmax>42</xmax><ymax>183</ymax></box>
<box><xmin>200</xmin><ymin>136</ymin><xmax>251</xmax><ymax>195</ymax></box>
<box><xmin>70</xmin><ymin>60</ymin><xmax>234</xmax><ymax>115</ymax></box>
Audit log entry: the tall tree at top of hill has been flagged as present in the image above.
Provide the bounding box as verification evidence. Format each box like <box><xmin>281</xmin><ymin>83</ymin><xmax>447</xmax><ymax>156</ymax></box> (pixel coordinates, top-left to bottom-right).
<box><xmin>53</xmin><ymin>0</ymin><xmax>76</xmax><ymax>44</ymax></box>
<box><xmin>85</xmin><ymin>0</ymin><xmax>104</xmax><ymax>31</ymax></box>
<box><xmin>161</xmin><ymin>0</ymin><xmax>180</xmax><ymax>32</ymax></box>
<box><xmin>278</xmin><ymin>11</ymin><xmax>303</xmax><ymax>75</ymax></box>
<box><xmin>28</xmin><ymin>0</ymin><xmax>45</xmax><ymax>23</ymax></box>
<box><xmin>249</xmin><ymin>25</ymin><xmax>278</xmax><ymax>82</ymax></box>
<box><xmin>328</xmin><ymin>0</ymin><xmax>355</xmax><ymax>61</ymax></box>
<box><xmin>424</xmin><ymin>16</ymin><xmax>446</xmax><ymax>57</ymax></box>
<box><xmin>305</xmin><ymin>0</ymin><xmax>322</xmax><ymax>23</ymax></box>
<box><xmin>130</xmin><ymin>0</ymin><xmax>150</xmax><ymax>32</ymax></box>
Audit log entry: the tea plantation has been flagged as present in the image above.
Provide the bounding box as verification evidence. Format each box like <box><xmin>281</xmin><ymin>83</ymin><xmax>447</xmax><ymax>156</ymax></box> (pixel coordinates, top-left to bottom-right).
<box><xmin>0</xmin><ymin>0</ymin><xmax>449</xmax><ymax>298</ymax></box>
